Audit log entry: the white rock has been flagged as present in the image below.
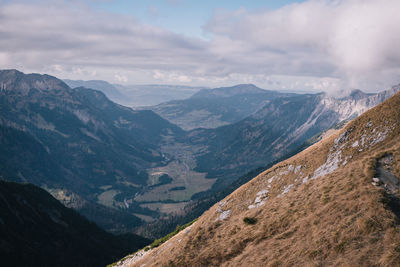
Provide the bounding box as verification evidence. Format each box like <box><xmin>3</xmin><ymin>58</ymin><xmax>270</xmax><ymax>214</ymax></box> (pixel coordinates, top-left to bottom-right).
<box><xmin>248</xmin><ymin>189</ymin><xmax>269</xmax><ymax>209</ymax></box>
<box><xmin>294</xmin><ymin>165</ymin><xmax>302</xmax><ymax>174</ymax></box>
<box><xmin>352</xmin><ymin>140</ymin><xmax>359</xmax><ymax>147</ymax></box>
<box><xmin>312</xmin><ymin>149</ymin><xmax>342</xmax><ymax>179</ymax></box>
<box><xmin>278</xmin><ymin>184</ymin><xmax>294</xmax><ymax>197</ymax></box>
<box><xmin>302</xmin><ymin>176</ymin><xmax>309</xmax><ymax>184</ymax></box>
<box><xmin>288</xmin><ymin>165</ymin><xmax>294</xmax><ymax>172</ymax></box>
<box><xmin>256</xmin><ymin>189</ymin><xmax>269</xmax><ymax>196</ymax></box>
<box><xmin>217</xmin><ymin>210</ymin><xmax>231</xmax><ymax>221</ymax></box>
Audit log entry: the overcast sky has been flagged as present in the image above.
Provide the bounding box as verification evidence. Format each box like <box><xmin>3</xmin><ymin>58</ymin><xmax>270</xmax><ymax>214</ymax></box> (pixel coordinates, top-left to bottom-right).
<box><xmin>0</xmin><ymin>0</ymin><xmax>399</xmax><ymax>92</ymax></box>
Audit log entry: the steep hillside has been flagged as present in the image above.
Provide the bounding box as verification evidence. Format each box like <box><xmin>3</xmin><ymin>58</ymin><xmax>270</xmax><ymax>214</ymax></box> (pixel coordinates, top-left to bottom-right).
<box><xmin>150</xmin><ymin>84</ymin><xmax>289</xmax><ymax>130</ymax></box>
<box><xmin>191</xmin><ymin>86</ymin><xmax>400</xmax><ymax>189</ymax></box>
<box><xmin>0</xmin><ymin>180</ymin><xmax>150</xmax><ymax>267</ymax></box>
<box><xmin>118</xmin><ymin>91</ymin><xmax>400</xmax><ymax>266</ymax></box>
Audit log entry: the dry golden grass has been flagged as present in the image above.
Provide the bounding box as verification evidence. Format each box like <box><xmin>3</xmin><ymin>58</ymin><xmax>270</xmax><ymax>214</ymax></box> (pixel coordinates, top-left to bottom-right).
<box><xmin>124</xmin><ymin>92</ymin><xmax>400</xmax><ymax>267</ymax></box>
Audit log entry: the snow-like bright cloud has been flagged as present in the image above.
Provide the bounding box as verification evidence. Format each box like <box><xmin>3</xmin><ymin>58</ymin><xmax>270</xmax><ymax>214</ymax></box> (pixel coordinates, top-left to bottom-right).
<box><xmin>0</xmin><ymin>0</ymin><xmax>399</xmax><ymax>91</ymax></box>
<box><xmin>205</xmin><ymin>0</ymin><xmax>400</xmax><ymax>90</ymax></box>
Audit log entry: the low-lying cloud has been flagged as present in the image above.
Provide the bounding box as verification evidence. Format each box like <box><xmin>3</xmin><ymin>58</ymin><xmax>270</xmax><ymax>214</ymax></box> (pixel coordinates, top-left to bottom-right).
<box><xmin>0</xmin><ymin>0</ymin><xmax>399</xmax><ymax>92</ymax></box>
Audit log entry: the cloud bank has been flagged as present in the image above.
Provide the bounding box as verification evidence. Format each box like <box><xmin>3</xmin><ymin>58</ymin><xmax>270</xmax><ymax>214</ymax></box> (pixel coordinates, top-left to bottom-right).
<box><xmin>0</xmin><ymin>0</ymin><xmax>399</xmax><ymax>92</ymax></box>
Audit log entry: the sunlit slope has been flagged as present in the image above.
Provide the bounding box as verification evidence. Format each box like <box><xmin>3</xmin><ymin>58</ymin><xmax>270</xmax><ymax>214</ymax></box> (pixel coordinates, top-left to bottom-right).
<box><xmin>123</xmin><ymin>92</ymin><xmax>400</xmax><ymax>266</ymax></box>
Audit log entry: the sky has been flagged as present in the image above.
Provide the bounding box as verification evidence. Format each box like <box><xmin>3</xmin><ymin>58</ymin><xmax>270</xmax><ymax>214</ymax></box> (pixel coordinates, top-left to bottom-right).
<box><xmin>0</xmin><ymin>0</ymin><xmax>400</xmax><ymax>92</ymax></box>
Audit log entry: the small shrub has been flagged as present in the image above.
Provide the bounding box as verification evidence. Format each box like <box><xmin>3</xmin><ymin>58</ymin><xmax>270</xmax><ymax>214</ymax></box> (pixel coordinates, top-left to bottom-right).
<box><xmin>309</xmin><ymin>249</ymin><xmax>322</xmax><ymax>259</ymax></box>
<box><xmin>323</xmin><ymin>195</ymin><xmax>330</xmax><ymax>204</ymax></box>
<box><xmin>334</xmin><ymin>241</ymin><xmax>347</xmax><ymax>253</ymax></box>
<box><xmin>243</xmin><ymin>217</ymin><xmax>257</xmax><ymax>225</ymax></box>
<box><xmin>362</xmin><ymin>217</ymin><xmax>382</xmax><ymax>234</ymax></box>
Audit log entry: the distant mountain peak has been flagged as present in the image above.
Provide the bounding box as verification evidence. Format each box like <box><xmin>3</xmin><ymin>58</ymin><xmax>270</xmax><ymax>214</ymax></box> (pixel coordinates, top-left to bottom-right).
<box><xmin>191</xmin><ymin>84</ymin><xmax>271</xmax><ymax>99</ymax></box>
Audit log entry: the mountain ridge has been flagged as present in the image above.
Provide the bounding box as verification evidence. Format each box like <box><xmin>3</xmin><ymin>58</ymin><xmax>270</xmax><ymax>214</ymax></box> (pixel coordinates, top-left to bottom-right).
<box><xmin>190</xmin><ymin>84</ymin><xmax>274</xmax><ymax>99</ymax></box>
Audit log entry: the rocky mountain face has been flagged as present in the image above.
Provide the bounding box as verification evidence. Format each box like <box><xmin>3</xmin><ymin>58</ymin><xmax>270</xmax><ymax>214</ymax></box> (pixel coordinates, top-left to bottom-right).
<box><xmin>0</xmin><ymin>180</ymin><xmax>150</xmax><ymax>267</ymax></box>
<box><xmin>0</xmin><ymin>69</ymin><xmax>184</xmax><ymax>231</ymax></box>
<box><xmin>117</xmin><ymin>91</ymin><xmax>400</xmax><ymax>267</ymax></box>
<box><xmin>150</xmin><ymin>84</ymin><xmax>292</xmax><ymax>130</ymax></box>
<box><xmin>190</xmin><ymin>86</ymin><xmax>400</xmax><ymax>189</ymax></box>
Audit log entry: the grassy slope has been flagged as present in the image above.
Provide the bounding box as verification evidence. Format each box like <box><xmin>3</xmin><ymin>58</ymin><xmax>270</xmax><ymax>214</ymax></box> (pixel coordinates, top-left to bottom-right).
<box><xmin>127</xmin><ymin>92</ymin><xmax>400</xmax><ymax>266</ymax></box>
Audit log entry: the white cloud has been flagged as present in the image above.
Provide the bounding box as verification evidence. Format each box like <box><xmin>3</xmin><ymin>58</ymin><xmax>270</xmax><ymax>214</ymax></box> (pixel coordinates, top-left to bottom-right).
<box><xmin>0</xmin><ymin>1</ymin><xmax>208</xmax><ymax>76</ymax></box>
<box><xmin>0</xmin><ymin>52</ymin><xmax>10</xmax><ymax>68</ymax></box>
<box><xmin>114</xmin><ymin>73</ymin><xmax>128</xmax><ymax>83</ymax></box>
<box><xmin>205</xmin><ymin>0</ymin><xmax>400</xmax><ymax>91</ymax></box>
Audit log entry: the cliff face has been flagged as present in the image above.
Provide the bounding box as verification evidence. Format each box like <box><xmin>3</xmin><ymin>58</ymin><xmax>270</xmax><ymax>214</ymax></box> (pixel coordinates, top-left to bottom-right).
<box><xmin>120</xmin><ymin>92</ymin><xmax>400</xmax><ymax>267</ymax></box>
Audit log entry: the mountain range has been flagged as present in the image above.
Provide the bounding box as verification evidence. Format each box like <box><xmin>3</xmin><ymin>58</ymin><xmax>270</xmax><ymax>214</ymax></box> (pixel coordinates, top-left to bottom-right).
<box><xmin>115</xmin><ymin>87</ymin><xmax>400</xmax><ymax>267</ymax></box>
<box><xmin>149</xmin><ymin>84</ymin><xmax>292</xmax><ymax>130</ymax></box>
<box><xmin>64</xmin><ymin>79</ymin><xmax>206</xmax><ymax>107</ymax></box>
<box><xmin>1</xmin><ymin>69</ymin><xmax>399</xmax><ymax>237</ymax></box>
